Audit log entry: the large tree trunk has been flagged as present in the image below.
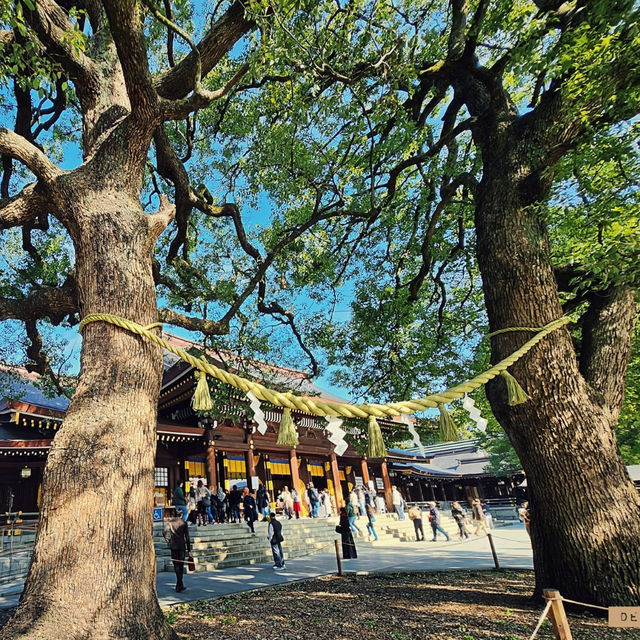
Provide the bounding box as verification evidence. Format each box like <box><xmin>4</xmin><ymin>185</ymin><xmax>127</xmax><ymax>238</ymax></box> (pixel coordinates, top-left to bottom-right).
<box><xmin>4</xmin><ymin>190</ymin><xmax>174</xmax><ymax>639</ymax></box>
<box><xmin>474</xmin><ymin>133</ymin><xmax>640</xmax><ymax>606</ymax></box>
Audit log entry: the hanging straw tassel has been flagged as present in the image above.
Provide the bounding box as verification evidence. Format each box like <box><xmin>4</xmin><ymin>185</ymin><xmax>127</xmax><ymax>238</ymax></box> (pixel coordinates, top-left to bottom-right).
<box><xmin>191</xmin><ymin>371</ymin><xmax>213</xmax><ymax>411</ymax></box>
<box><xmin>500</xmin><ymin>370</ymin><xmax>530</xmax><ymax>406</ymax></box>
<box><xmin>191</xmin><ymin>370</ymin><xmax>213</xmax><ymax>411</ymax></box>
<box><xmin>438</xmin><ymin>403</ymin><xmax>459</xmax><ymax>442</ymax></box>
<box><xmin>367</xmin><ymin>416</ymin><xmax>386</xmax><ymax>458</ymax></box>
<box><xmin>276</xmin><ymin>407</ymin><xmax>298</xmax><ymax>447</ymax></box>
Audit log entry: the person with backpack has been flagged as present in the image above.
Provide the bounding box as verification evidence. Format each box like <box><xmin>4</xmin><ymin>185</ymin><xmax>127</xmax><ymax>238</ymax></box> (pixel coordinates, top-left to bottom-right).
<box><xmin>196</xmin><ymin>479</ymin><xmax>215</xmax><ymax>525</ymax></box>
<box><xmin>267</xmin><ymin>511</ymin><xmax>286</xmax><ymax>570</ymax></box>
<box><xmin>172</xmin><ymin>481</ymin><xmax>188</xmax><ymax>522</ymax></box>
<box><xmin>451</xmin><ymin>501</ymin><xmax>469</xmax><ymax>539</ymax></box>
<box><xmin>408</xmin><ymin>504</ymin><xmax>425</xmax><ymax>541</ymax></box>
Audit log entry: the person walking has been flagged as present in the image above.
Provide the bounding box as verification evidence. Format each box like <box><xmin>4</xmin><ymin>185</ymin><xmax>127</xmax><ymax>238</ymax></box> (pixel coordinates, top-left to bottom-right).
<box><xmin>196</xmin><ymin>480</ymin><xmax>214</xmax><ymax>525</ymax></box>
<box><xmin>481</xmin><ymin>501</ymin><xmax>493</xmax><ymax>529</ymax></box>
<box><xmin>307</xmin><ymin>483</ymin><xmax>320</xmax><ymax>518</ymax></box>
<box><xmin>518</xmin><ymin>501</ymin><xmax>531</xmax><ymax>537</ymax></box>
<box><xmin>472</xmin><ymin>498</ymin><xmax>488</xmax><ymax>535</ymax></box>
<box><xmin>392</xmin><ymin>486</ymin><xmax>405</xmax><ymax>520</ymax></box>
<box><xmin>292</xmin><ymin>487</ymin><xmax>302</xmax><ymax>519</ymax></box>
<box><xmin>408</xmin><ymin>504</ymin><xmax>425</xmax><ymax>541</ymax></box>
<box><xmin>279</xmin><ymin>486</ymin><xmax>294</xmax><ymax>519</ymax></box>
<box><xmin>428</xmin><ymin>502</ymin><xmax>450</xmax><ymax>542</ymax></box>
<box><xmin>322</xmin><ymin>489</ymin><xmax>333</xmax><ymax>517</ymax></box>
<box><xmin>451</xmin><ymin>501</ymin><xmax>469</xmax><ymax>539</ymax></box>
<box><xmin>375</xmin><ymin>493</ymin><xmax>386</xmax><ymax>514</ymax></box>
<box><xmin>348</xmin><ymin>489</ymin><xmax>360</xmax><ymax>518</ymax></box>
<box><xmin>365</xmin><ymin>502</ymin><xmax>378</xmax><ymax>541</ymax></box>
<box><xmin>216</xmin><ymin>485</ymin><xmax>227</xmax><ymax>523</ymax></box>
<box><xmin>337</xmin><ymin>506</ymin><xmax>357</xmax><ymax>559</ymax></box>
<box><xmin>229</xmin><ymin>485</ymin><xmax>242</xmax><ymax>523</ymax></box>
<box><xmin>257</xmin><ymin>484</ymin><xmax>270</xmax><ymax>521</ymax></box>
<box><xmin>186</xmin><ymin>487</ymin><xmax>197</xmax><ymax>525</ymax></box>
<box><xmin>243</xmin><ymin>487</ymin><xmax>258</xmax><ymax>533</ymax></box>
<box><xmin>346</xmin><ymin>500</ymin><xmax>362</xmax><ymax>534</ymax></box>
<box><xmin>172</xmin><ymin>481</ymin><xmax>188</xmax><ymax>522</ymax></box>
<box><xmin>163</xmin><ymin>513</ymin><xmax>191</xmax><ymax>593</ymax></box>
<box><xmin>267</xmin><ymin>511</ymin><xmax>286</xmax><ymax>570</ymax></box>
<box><xmin>357</xmin><ymin>486</ymin><xmax>366</xmax><ymax>516</ymax></box>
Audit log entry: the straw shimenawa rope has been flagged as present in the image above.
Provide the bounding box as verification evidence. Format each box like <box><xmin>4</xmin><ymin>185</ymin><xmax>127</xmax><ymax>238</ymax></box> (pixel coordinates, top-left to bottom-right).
<box><xmin>78</xmin><ymin>314</ymin><xmax>571</xmax><ymax>419</ymax></box>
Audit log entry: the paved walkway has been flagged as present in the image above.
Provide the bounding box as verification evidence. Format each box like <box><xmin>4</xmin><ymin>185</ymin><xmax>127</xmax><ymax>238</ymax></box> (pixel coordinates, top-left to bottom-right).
<box><xmin>0</xmin><ymin>524</ymin><xmax>532</xmax><ymax>609</ymax></box>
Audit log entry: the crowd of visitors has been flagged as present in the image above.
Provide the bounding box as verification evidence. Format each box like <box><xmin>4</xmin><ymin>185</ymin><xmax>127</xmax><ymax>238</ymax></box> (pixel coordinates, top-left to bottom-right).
<box><xmin>166</xmin><ymin>479</ymin><xmax>524</xmax><ymax>593</ymax></box>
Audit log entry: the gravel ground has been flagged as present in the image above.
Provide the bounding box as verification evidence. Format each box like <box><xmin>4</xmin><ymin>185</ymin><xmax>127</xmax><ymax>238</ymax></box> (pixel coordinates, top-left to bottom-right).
<box><xmin>167</xmin><ymin>570</ymin><xmax>640</xmax><ymax>640</ymax></box>
<box><xmin>2</xmin><ymin>570</ymin><xmax>639</xmax><ymax>639</ymax></box>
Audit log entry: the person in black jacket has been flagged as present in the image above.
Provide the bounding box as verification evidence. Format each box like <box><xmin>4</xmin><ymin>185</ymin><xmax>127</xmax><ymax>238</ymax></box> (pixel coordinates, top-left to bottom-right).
<box><xmin>257</xmin><ymin>484</ymin><xmax>270</xmax><ymax>521</ymax></box>
<box><xmin>243</xmin><ymin>487</ymin><xmax>258</xmax><ymax>533</ymax></box>
<box><xmin>337</xmin><ymin>506</ymin><xmax>357</xmax><ymax>559</ymax></box>
<box><xmin>267</xmin><ymin>511</ymin><xmax>286</xmax><ymax>570</ymax></box>
<box><xmin>163</xmin><ymin>514</ymin><xmax>191</xmax><ymax>592</ymax></box>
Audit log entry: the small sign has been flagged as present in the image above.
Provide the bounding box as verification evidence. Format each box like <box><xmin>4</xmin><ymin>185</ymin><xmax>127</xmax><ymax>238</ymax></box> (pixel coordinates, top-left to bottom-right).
<box><xmin>152</xmin><ymin>507</ymin><xmax>163</xmax><ymax>522</ymax></box>
<box><xmin>354</xmin><ymin>475</ymin><xmax>363</xmax><ymax>487</ymax></box>
<box><xmin>375</xmin><ymin>478</ymin><xmax>384</xmax><ymax>490</ymax></box>
<box><xmin>250</xmin><ymin>475</ymin><xmax>260</xmax><ymax>490</ymax></box>
<box><xmin>609</xmin><ymin>607</ymin><xmax>640</xmax><ymax>628</ymax></box>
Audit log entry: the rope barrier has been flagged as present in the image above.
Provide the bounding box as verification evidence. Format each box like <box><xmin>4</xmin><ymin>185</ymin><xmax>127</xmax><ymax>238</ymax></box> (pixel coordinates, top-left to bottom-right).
<box><xmin>528</xmin><ymin>600</ymin><xmax>552</xmax><ymax>640</ymax></box>
<box><xmin>78</xmin><ymin>313</ymin><xmax>571</xmax><ymax>420</ymax></box>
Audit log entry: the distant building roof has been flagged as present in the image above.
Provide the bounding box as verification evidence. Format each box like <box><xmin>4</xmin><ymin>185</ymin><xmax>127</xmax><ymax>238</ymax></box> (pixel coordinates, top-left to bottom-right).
<box><xmin>162</xmin><ymin>332</ymin><xmax>349</xmax><ymax>404</ymax></box>
<box><xmin>0</xmin><ymin>370</ymin><xmax>69</xmax><ymax>413</ymax></box>
<box><xmin>389</xmin><ymin>439</ymin><xmax>494</xmax><ymax>478</ymax></box>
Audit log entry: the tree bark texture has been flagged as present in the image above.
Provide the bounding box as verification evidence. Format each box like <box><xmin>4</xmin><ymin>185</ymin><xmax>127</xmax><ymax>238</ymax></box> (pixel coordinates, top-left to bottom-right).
<box><xmin>474</xmin><ymin>131</ymin><xmax>640</xmax><ymax>606</ymax></box>
<box><xmin>5</xmin><ymin>188</ymin><xmax>174</xmax><ymax>639</ymax></box>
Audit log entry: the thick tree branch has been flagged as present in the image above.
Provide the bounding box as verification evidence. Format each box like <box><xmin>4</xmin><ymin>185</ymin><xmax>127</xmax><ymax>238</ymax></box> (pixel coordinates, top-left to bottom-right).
<box><xmin>579</xmin><ymin>287</ymin><xmax>638</xmax><ymax>416</ymax></box>
<box><xmin>147</xmin><ymin>193</ymin><xmax>175</xmax><ymax>243</ymax></box>
<box><xmin>160</xmin><ymin>63</ymin><xmax>250</xmax><ymax>121</ymax></box>
<box><xmin>0</xmin><ymin>280</ymin><xmax>78</xmax><ymax>323</ymax></box>
<box><xmin>102</xmin><ymin>0</ymin><xmax>158</xmax><ymax>122</ymax></box>
<box><xmin>153</xmin><ymin>1</ymin><xmax>254</xmax><ymax>101</ymax></box>
<box><xmin>0</xmin><ymin>128</ymin><xmax>62</xmax><ymax>183</ymax></box>
<box><xmin>24</xmin><ymin>0</ymin><xmax>99</xmax><ymax>93</ymax></box>
<box><xmin>157</xmin><ymin>308</ymin><xmax>229</xmax><ymax>336</ymax></box>
<box><xmin>0</xmin><ymin>183</ymin><xmax>48</xmax><ymax>229</ymax></box>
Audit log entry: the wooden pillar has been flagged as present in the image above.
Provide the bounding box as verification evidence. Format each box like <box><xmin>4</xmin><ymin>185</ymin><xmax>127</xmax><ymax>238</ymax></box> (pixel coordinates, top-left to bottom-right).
<box><xmin>380</xmin><ymin>460</ymin><xmax>393</xmax><ymax>511</ymax></box>
<box><xmin>330</xmin><ymin>452</ymin><xmax>343</xmax><ymax>509</ymax></box>
<box><xmin>205</xmin><ymin>428</ymin><xmax>217</xmax><ymax>489</ymax></box>
<box><xmin>360</xmin><ymin>458</ymin><xmax>370</xmax><ymax>486</ymax></box>
<box><xmin>245</xmin><ymin>442</ymin><xmax>257</xmax><ymax>491</ymax></box>
<box><xmin>289</xmin><ymin>448</ymin><xmax>301</xmax><ymax>495</ymax></box>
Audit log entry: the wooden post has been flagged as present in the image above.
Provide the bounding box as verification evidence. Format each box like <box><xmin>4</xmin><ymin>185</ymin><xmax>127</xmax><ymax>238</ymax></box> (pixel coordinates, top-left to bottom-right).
<box><xmin>290</xmin><ymin>448</ymin><xmax>301</xmax><ymax>494</ymax></box>
<box><xmin>487</xmin><ymin>532</ymin><xmax>500</xmax><ymax>569</ymax></box>
<box><xmin>360</xmin><ymin>458</ymin><xmax>370</xmax><ymax>486</ymax></box>
<box><xmin>380</xmin><ymin>460</ymin><xmax>393</xmax><ymax>512</ymax></box>
<box><xmin>205</xmin><ymin>428</ymin><xmax>217</xmax><ymax>490</ymax></box>
<box><xmin>330</xmin><ymin>453</ymin><xmax>343</xmax><ymax>508</ymax></box>
<box><xmin>334</xmin><ymin>539</ymin><xmax>343</xmax><ymax>576</ymax></box>
<box><xmin>543</xmin><ymin>589</ymin><xmax>573</xmax><ymax>640</ymax></box>
<box><xmin>245</xmin><ymin>444</ymin><xmax>257</xmax><ymax>489</ymax></box>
